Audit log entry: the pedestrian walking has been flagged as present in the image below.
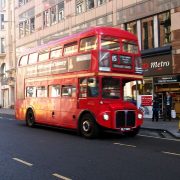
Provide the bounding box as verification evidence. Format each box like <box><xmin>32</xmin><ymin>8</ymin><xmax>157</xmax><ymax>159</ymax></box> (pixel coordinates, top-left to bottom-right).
<box><xmin>163</xmin><ymin>92</ymin><xmax>172</xmax><ymax>121</ymax></box>
<box><xmin>152</xmin><ymin>94</ymin><xmax>159</xmax><ymax>122</ymax></box>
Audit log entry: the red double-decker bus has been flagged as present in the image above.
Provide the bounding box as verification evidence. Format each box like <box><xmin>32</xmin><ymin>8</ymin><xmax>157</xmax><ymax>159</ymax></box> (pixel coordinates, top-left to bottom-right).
<box><xmin>15</xmin><ymin>26</ymin><xmax>143</xmax><ymax>138</ymax></box>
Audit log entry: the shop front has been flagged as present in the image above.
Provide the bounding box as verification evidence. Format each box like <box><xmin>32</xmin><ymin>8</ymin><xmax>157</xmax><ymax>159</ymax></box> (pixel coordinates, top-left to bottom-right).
<box><xmin>142</xmin><ymin>46</ymin><xmax>180</xmax><ymax>118</ymax></box>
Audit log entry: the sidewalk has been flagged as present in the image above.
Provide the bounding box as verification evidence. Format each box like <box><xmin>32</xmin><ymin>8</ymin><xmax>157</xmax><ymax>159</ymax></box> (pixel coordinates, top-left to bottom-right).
<box><xmin>142</xmin><ymin>118</ymin><xmax>180</xmax><ymax>138</ymax></box>
<box><xmin>0</xmin><ymin>108</ymin><xmax>180</xmax><ymax>138</ymax></box>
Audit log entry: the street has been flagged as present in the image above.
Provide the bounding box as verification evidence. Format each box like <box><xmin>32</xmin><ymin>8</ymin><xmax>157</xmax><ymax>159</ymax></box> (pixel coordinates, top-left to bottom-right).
<box><xmin>0</xmin><ymin>114</ymin><xmax>180</xmax><ymax>180</ymax></box>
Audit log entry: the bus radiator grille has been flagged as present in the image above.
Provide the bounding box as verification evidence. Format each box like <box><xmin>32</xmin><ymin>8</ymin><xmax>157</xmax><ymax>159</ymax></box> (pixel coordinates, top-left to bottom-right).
<box><xmin>116</xmin><ymin>111</ymin><xmax>135</xmax><ymax>128</ymax></box>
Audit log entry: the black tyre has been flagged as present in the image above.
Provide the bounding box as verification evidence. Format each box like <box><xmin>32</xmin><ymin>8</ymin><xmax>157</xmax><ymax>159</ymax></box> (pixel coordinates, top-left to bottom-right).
<box><xmin>80</xmin><ymin>114</ymin><xmax>99</xmax><ymax>139</ymax></box>
<box><xmin>26</xmin><ymin>109</ymin><xmax>35</xmax><ymax>127</ymax></box>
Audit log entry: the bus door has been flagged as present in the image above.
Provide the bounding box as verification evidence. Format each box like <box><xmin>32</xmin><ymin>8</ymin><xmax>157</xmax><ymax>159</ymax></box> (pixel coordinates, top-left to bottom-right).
<box><xmin>60</xmin><ymin>85</ymin><xmax>77</xmax><ymax>128</ymax></box>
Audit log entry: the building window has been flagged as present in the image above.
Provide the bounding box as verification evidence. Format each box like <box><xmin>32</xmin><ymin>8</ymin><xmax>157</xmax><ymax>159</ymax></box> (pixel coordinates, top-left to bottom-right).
<box><xmin>43</xmin><ymin>10</ymin><xmax>50</xmax><ymax>27</ymax></box>
<box><xmin>141</xmin><ymin>17</ymin><xmax>154</xmax><ymax>50</ymax></box>
<box><xmin>158</xmin><ymin>11</ymin><xmax>171</xmax><ymax>46</ymax></box>
<box><xmin>76</xmin><ymin>1</ymin><xmax>83</xmax><ymax>14</ymax></box>
<box><xmin>86</xmin><ymin>0</ymin><xmax>94</xmax><ymax>10</ymax></box>
<box><xmin>125</xmin><ymin>21</ymin><xmax>137</xmax><ymax>35</ymax></box>
<box><xmin>0</xmin><ymin>0</ymin><xmax>6</xmax><ymax>8</ymax></box>
<box><xmin>30</xmin><ymin>17</ymin><xmax>35</xmax><ymax>33</ymax></box>
<box><xmin>1</xmin><ymin>38</ymin><xmax>5</xmax><ymax>53</ymax></box>
<box><xmin>19</xmin><ymin>0</ymin><xmax>31</xmax><ymax>7</ymax></box>
<box><xmin>24</xmin><ymin>19</ymin><xmax>30</xmax><ymax>35</ymax></box>
<box><xmin>19</xmin><ymin>22</ymin><xmax>24</xmax><ymax>38</ymax></box>
<box><xmin>58</xmin><ymin>2</ymin><xmax>64</xmax><ymax>21</ymax></box>
<box><xmin>50</xmin><ymin>6</ymin><xmax>57</xmax><ymax>25</ymax></box>
<box><xmin>1</xmin><ymin>14</ymin><xmax>4</xmax><ymax>30</ymax></box>
<box><xmin>97</xmin><ymin>0</ymin><xmax>105</xmax><ymax>6</ymax></box>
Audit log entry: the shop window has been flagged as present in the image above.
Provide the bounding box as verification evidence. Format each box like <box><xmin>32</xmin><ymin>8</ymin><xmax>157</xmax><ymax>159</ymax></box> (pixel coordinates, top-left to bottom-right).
<box><xmin>26</xmin><ymin>86</ymin><xmax>36</xmax><ymax>97</ymax></box>
<box><xmin>141</xmin><ymin>17</ymin><xmax>154</xmax><ymax>50</ymax></box>
<box><xmin>125</xmin><ymin>21</ymin><xmax>137</xmax><ymax>35</ymax></box>
<box><xmin>122</xmin><ymin>40</ymin><xmax>138</xmax><ymax>54</ymax></box>
<box><xmin>49</xmin><ymin>85</ymin><xmax>61</xmax><ymax>97</ymax></box>
<box><xmin>159</xmin><ymin>11</ymin><xmax>171</xmax><ymax>47</ymax></box>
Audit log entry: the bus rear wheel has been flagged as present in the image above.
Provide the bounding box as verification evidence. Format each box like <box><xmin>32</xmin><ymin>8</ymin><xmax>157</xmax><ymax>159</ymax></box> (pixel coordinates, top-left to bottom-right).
<box><xmin>80</xmin><ymin>114</ymin><xmax>99</xmax><ymax>139</ymax></box>
<box><xmin>26</xmin><ymin>109</ymin><xmax>35</xmax><ymax>127</ymax></box>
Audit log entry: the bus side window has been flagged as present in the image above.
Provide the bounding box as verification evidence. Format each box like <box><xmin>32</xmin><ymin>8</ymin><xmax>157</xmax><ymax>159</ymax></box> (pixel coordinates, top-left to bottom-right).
<box><xmin>39</xmin><ymin>51</ymin><xmax>49</xmax><ymax>62</ymax></box>
<box><xmin>19</xmin><ymin>55</ymin><xmax>28</xmax><ymax>66</ymax></box>
<box><xmin>50</xmin><ymin>48</ymin><xmax>62</xmax><ymax>59</ymax></box>
<box><xmin>64</xmin><ymin>42</ymin><xmax>78</xmax><ymax>56</ymax></box>
<box><xmin>79</xmin><ymin>78</ymin><xmax>87</xmax><ymax>98</ymax></box>
<box><xmin>87</xmin><ymin>78</ymin><xmax>99</xmax><ymax>97</ymax></box>
<box><xmin>80</xmin><ymin>36</ymin><xmax>97</xmax><ymax>52</ymax></box>
<box><xmin>48</xmin><ymin>85</ymin><xmax>61</xmax><ymax>97</ymax></box>
<box><xmin>26</xmin><ymin>86</ymin><xmax>36</xmax><ymax>97</ymax></box>
<box><xmin>28</xmin><ymin>52</ymin><xmax>38</xmax><ymax>64</ymax></box>
<box><xmin>37</xmin><ymin>86</ymin><xmax>47</xmax><ymax>97</ymax></box>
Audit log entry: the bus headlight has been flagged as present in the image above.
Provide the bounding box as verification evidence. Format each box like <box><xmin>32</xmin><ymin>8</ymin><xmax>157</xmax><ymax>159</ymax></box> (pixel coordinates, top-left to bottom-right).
<box><xmin>103</xmin><ymin>113</ymin><xmax>109</xmax><ymax>121</ymax></box>
<box><xmin>138</xmin><ymin>113</ymin><xmax>143</xmax><ymax>119</ymax></box>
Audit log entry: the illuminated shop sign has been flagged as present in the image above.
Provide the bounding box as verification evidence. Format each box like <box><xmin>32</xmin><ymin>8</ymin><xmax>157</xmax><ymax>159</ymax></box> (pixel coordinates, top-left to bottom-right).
<box><xmin>154</xmin><ymin>75</ymin><xmax>180</xmax><ymax>84</ymax></box>
<box><xmin>142</xmin><ymin>54</ymin><xmax>172</xmax><ymax>76</ymax></box>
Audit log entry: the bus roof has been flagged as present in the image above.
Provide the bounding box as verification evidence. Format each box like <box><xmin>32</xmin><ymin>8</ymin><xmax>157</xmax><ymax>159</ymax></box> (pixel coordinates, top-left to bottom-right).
<box><xmin>22</xmin><ymin>26</ymin><xmax>138</xmax><ymax>55</ymax></box>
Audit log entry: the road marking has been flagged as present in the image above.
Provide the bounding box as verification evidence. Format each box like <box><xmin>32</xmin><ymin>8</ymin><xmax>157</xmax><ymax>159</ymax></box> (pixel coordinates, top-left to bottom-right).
<box><xmin>52</xmin><ymin>173</ymin><xmax>72</xmax><ymax>180</ymax></box>
<box><xmin>113</xmin><ymin>143</ymin><xmax>136</xmax><ymax>148</ymax></box>
<box><xmin>12</xmin><ymin>158</ymin><xmax>33</xmax><ymax>167</ymax></box>
<box><xmin>162</xmin><ymin>151</ymin><xmax>180</xmax><ymax>157</ymax></box>
<box><xmin>138</xmin><ymin>134</ymin><xmax>180</xmax><ymax>142</ymax></box>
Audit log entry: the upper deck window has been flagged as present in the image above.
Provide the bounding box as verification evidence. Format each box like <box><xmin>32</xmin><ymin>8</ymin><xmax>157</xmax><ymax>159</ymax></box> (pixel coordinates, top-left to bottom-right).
<box><xmin>122</xmin><ymin>40</ymin><xmax>138</xmax><ymax>54</ymax></box>
<box><xmin>19</xmin><ymin>55</ymin><xmax>28</xmax><ymax>66</ymax></box>
<box><xmin>28</xmin><ymin>52</ymin><xmax>38</xmax><ymax>64</ymax></box>
<box><xmin>50</xmin><ymin>48</ymin><xmax>62</xmax><ymax>59</ymax></box>
<box><xmin>64</xmin><ymin>42</ymin><xmax>78</xmax><ymax>56</ymax></box>
<box><xmin>80</xmin><ymin>36</ymin><xmax>97</xmax><ymax>52</ymax></box>
<box><xmin>39</xmin><ymin>51</ymin><xmax>49</xmax><ymax>62</ymax></box>
<box><xmin>101</xmin><ymin>36</ymin><xmax>120</xmax><ymax>51</ymax></box>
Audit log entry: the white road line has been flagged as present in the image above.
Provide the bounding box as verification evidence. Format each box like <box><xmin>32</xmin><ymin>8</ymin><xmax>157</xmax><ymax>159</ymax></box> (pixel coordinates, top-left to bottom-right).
<box><xmin>113</xmin><ymin>142</ymin><xmax>136</xmax><ymax>148</ymax></box>
<box><xmin>12</xmin><ymin>158</ymin><xmax>33</xmax><ymax>167</ymax></box>
<box><xmin>162</xmin><ymin>151</ymin><xmax>180</xmax><ymax>157</ymax></box>
<box><xmin>52</xmin><ymin>173</ymin><xmax>72</xmax><ymax>180</ymax></box>
<box><xmin>138</xmin><ymin>134</ymin><xmax>180</xmax><ymax>142</ymax></box>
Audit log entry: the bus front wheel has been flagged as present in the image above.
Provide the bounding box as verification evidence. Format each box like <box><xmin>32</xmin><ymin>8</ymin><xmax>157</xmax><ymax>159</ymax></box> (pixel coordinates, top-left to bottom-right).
<box><xmin>80</xmin><ymin>114</ymin><xmax>99</xmax><ymax>139</ymax></box>
<box><xmin>26</xmin><ymin>109</ymin><xmax>35</xmax><ymax>127</ymax></box>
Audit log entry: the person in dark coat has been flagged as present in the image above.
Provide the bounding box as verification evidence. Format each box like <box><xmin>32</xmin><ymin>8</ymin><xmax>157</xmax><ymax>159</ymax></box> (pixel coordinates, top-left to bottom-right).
<box><xmin>164</xmin><ymin>92</ymin><xmax>172</xmax><ymax>121</ymax></box>
<box><xmin>152</xmin><ymin>94</ymin><xmax>160</xmax><ymax>122</ymax></box>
